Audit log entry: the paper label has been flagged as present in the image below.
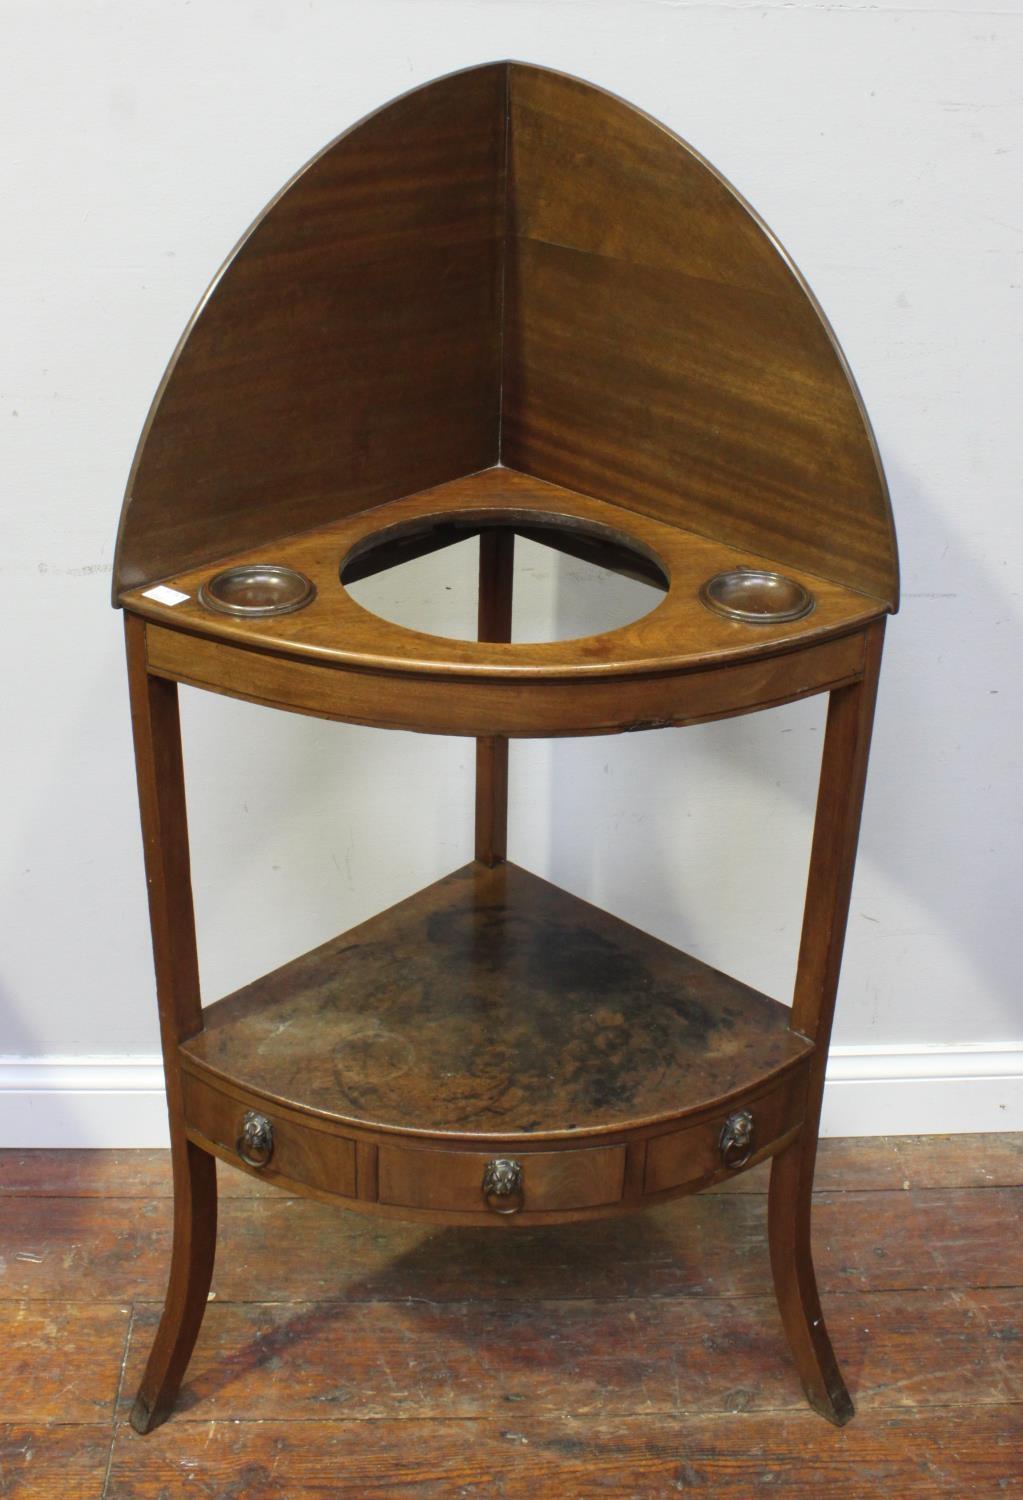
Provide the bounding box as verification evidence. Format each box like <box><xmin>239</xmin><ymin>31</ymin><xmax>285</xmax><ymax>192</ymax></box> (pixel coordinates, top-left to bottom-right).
<box><xmin>142</xmin><ymin>585</ymin><xmax>190</xmax><ymax>606</ymax></box>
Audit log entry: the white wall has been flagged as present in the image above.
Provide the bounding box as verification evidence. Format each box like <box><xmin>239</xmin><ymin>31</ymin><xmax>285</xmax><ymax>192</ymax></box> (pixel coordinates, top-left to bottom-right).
<box><xmin>2</xmin><ymin>0</ymin><xmax>1021</xmax><ymax>1144</ymax></box>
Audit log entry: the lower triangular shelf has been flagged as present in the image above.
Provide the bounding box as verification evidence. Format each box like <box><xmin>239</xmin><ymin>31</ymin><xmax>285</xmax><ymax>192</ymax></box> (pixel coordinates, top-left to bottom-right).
<box><xmin>183</xmin><ymin>861</ymin><xmax>811</xmax><ymax>1141</ymax></box>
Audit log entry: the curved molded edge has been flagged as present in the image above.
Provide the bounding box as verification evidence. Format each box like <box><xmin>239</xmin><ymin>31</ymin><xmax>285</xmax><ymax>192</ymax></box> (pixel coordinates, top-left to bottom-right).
<box><xmin>185</xmin><ymin>1122</ymin><xmax>804</xmax><ymax>1229</ymax></box>
<box><xmin>180</xmin><ymin>1044</ymin><xmax>812</xmax><ymax>1147</ymax></box>
<box><xmin>140</xmin><ymin>614</ymin><xmax>870</xmax><ymax>739</ymax></box>
<box><xmin>114</xmin><ymin>61</ymin><xmax>898</xmax><ymax>610</ymax></box>
<box><xmin>180</xmin><ymin>1046</ymin><xmax>810</xmax><ymax>1223</ymax></box>
<box><xmin>126</xmin><ymin>469</ymin><xmax>882</xmax><ymax>680</ymax></box>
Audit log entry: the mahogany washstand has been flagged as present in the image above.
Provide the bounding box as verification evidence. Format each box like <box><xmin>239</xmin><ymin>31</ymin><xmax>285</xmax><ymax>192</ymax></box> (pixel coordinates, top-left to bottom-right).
<box><xmin>114</xmin><ymin>63</ymin><xmax>898</xmax><ymax>1433</ymax></box>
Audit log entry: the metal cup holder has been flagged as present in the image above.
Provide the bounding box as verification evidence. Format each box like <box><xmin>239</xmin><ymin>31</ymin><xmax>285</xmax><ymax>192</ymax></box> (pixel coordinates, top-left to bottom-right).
<box><xmin>198</xmin><ymin>564</ymin><xmax>315</xmax><ymax>618</ymax></box>
<box><xmin>699</xmin><ymin>567</ymin><xmax>814</xmax><ymax>624</ymax></box>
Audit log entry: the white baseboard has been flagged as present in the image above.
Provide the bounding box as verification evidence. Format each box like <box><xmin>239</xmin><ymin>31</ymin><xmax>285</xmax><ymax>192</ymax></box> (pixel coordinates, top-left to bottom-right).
<box><xmin>0</xmin><ymin>1057</ymin><xmax>171</xmax><ymax>1148</ymax></box>
<box><xmin>0</xmin><ymin>1044</ymin><xmax>1021</xmax><ymax>1148</ymax></box>
<box><xmin>821</xmin><ymin>1043</ymin><xmax>1023</xmax><ymax>1137</ymax></box>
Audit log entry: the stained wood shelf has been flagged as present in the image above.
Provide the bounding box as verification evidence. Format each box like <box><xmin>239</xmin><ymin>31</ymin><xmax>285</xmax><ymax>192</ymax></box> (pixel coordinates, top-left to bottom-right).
<box><xmin>181</xmin><ymin>861</ymin><xmax>812</xmax><ymax>1143</ymax></box>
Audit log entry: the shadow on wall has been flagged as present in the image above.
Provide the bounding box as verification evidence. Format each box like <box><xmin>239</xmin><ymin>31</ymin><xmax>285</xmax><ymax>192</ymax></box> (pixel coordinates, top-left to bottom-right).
<box><xmin>536</xmin><ymin>450</ymin><xmax>1017</xmax><ymax>1043</ymax></box>
<box><xmin>178</xmin><ymin>690</ymin><xmax>474</xmax><ymax>1009</ymax></box>
<box><xmin>1</xmin><ymin>617</ymin><xmax>150</xmax><ymax>1057</ymax></box>
<box><xmin>535</xmin><ymin>546</ymin><xmax>823</xmax><ymax>1004</ymax></box>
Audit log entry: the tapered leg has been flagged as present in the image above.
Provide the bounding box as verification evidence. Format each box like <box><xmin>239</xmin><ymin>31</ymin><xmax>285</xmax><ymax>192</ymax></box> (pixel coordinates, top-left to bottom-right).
<box><xmin>769</xmin><ymin>621</ymin><xmax>885</xmax><ymax>1425</ymax></box>
<box><xmin>475</xmin><ymin>528</ymin><xmax>514</xmax><ymax>866</ymax></box>
<box><xmin>769</xmin><ymin>1134</ymin><xmax>853</xmax><ymax>1424</ymax></box>
<box><xmin>124</xmin><ymin>613</ymin><xmax>217</xmax><ymax>1433</ymax></box>
<box><xmin>130</xmin><ymin>1141</ymin><xmax>217</xmax><ymax>1434</ymax></box>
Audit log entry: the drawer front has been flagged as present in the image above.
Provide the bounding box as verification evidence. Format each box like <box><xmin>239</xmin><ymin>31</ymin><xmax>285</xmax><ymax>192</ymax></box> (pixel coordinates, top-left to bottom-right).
<box><xmin>644</xmin><ymin>1069</ymin><xmax>807</xmax><ymax>1196</ymax></box>
<box><xmin>183</xmin><ymin>1071</ymin><xmax>357</xmax><ymax>1198</ymax></box>
<box><xmin>378</xmin><ymin>1141</ymin><xmax>626</xmax><ymax>1215</ymax></box>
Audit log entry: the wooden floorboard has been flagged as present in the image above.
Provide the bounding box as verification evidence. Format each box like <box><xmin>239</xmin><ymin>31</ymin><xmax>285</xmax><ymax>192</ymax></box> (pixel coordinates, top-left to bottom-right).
<box><xmin>0</xmin><ymin>1303</ymin><xmax>131</xmax><ymax>1423</ymax></box>
<box><xmin>2</xmin><ymin>1133</ymin><xmax>1019</xmax><ymax>1198</ymax></box>
<box><xmin>101</xmin><ymin>1408</ymin><xmax>1023</xmax><ymax>1498</ymax></box>
<box><xmin>2</xmin><ymin>1186</ymin><xmax>1018</xmax><ymax>1303</ymax></box>
<box><xmin>113</xmin><ymin>1287</ymin><xmax>1022</xmax><ymax>1423</ymax></box>
<box><xmin>0</xmin><ymin>1424</ymin><xmax>113</xmax><ymax>1499</ymax></box>
<box><xmin>0</xmin><ymin>1137</ymin><xmax>1019</xmax><ymax>1497</ymax></box>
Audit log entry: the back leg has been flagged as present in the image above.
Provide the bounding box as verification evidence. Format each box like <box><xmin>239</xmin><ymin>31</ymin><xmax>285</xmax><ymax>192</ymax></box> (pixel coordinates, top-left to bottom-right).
<box><xmin>768</xmin><ymin>1132</ymin><xmax>853</xmax><ymax>1426</ymax></box>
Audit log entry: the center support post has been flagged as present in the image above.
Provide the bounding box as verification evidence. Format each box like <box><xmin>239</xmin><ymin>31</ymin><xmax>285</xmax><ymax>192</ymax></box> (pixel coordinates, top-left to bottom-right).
<box><xmin>475</xmin><ymin>528</ymin><xmax>515</xmax><ymax>865</ymax></box>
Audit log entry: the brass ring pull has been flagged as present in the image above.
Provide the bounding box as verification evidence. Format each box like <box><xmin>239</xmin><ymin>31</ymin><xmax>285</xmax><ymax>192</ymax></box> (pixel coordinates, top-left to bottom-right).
<box><xmin>237</xmin><ymin>1111</ymin><xmax>274</xmax><ymax>1168</ymax></box>
<box><xmin>719</xmin><ymin>1110</ymin><xmax>755</xmax><ymax>1170</ymax></box>
<box><xmin>482</xmin><ymin>1157</ymin><xmax>524</xmax><ymax>1214</ymax></box>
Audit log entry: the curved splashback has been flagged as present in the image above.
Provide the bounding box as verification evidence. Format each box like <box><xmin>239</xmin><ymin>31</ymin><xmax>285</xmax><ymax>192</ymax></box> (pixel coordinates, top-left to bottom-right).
<box><xmin>114</xmin><ymin>62</ymin><xmax>897</xmax><ymax>609</ymax></box>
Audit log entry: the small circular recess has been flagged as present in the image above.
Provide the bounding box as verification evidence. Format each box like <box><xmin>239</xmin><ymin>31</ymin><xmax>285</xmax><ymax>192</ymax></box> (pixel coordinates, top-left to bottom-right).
<box><xmin>198</xmin><ymin>564</ymin><xmax>316</xmax><ymax>618</ymax></box>
<box><xmin>699</xmin><ymin>568</ymin><xmax>814</xmax><ymax>625</ymax></box>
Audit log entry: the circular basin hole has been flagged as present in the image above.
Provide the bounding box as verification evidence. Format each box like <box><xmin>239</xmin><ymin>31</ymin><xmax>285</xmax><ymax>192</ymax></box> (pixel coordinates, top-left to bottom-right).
<box><xmin>199</xmin><ymin>564</ymin><xmax>316</xmax><ymax>617</ymax></box>
<box><xmin>699</xmin><ymin>568</ymin><xmax>814</xmax><ymax>624</ymax></box>
<box><xmin>340</xmin><ymin>511</ymin><xmax>669</xmax><ymax>644</ymax></box>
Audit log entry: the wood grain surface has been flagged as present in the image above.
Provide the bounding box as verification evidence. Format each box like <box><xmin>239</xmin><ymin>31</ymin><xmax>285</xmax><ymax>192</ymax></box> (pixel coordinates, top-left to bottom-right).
<box><xmin>121</xmin><ymin>469</ymin><xmax>883</xmax><ymax>681</ymax></box>
<box><xmin>114</xmin><ymin>63</ymin><xmax>897</xmax><ymax>613</ymax></box>
<box><xmin>110</xmin><ymin>1287</ymin><xmax>1022</xmax><ymax>1424</ymax></box>
<box><xmin>5</xmin><ymin>1184</ymin><xmax>1019</xmax><ymax>1305</ymax></box>
<box><xmin>114</xmin><ymin>64</ymin><xmax>507</xmax><ymax>596</ymax></box>
<box><xmin>0</xmin><ymin>1304</ymin><xmax>131</xmax><ymax>1422</ymax></box>
<box><xmin>0</xmin><ymin>1136</ymin><xmax>1018</xmax><ymax>1496</ymax></box>
<box><xmin>504</xmin><ymin>67</ymin><xmax>896</xmax><ymax>605</ymax></box>
<box><xmin>181</xmin><ymin>861</ymin><xmax>811</xmax><ymax>1140</ymax></box>
<box><xmin>100</xmin><ymin>1408</ymin><xmax>1022</xmax><ymax>1498</ymax></box>
<box><xmin>140</xmin><ymin>606</ymin><xmax>867</xmax><ymax>739</ymax></box>
<box><xmin>0</xmin><ymin>1426</ymin><xmax>113</xmax><ymax>1500</ymax></box>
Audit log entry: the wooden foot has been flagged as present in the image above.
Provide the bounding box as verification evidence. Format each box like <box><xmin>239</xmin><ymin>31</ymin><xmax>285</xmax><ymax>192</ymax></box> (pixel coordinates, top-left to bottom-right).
<box><xmin>130</xmin><ymin>1140</ymin><xmax>217</xmax><ymax>1434</ymax></box>
<box><xmin>768</xmin><ymin>1134</ymin><xmax>853</xmax><ymax>1426</ymax></box>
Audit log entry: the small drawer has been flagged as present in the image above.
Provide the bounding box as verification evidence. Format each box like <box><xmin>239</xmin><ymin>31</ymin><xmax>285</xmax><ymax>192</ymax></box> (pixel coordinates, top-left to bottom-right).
<box><xmin>183</xmin><ymin>1071</ymin><xmax>357</xmax><ymax>1198</ymax></box>
<box><xmin>644</xmin><ymin>1069</ymin><xmax>807</xmax><ymax>1196</ymax></box>
<box><xmin>378</xmin><ymin>1141</ymin><xmax>626</xmax><ymax>1215</ymax></box>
